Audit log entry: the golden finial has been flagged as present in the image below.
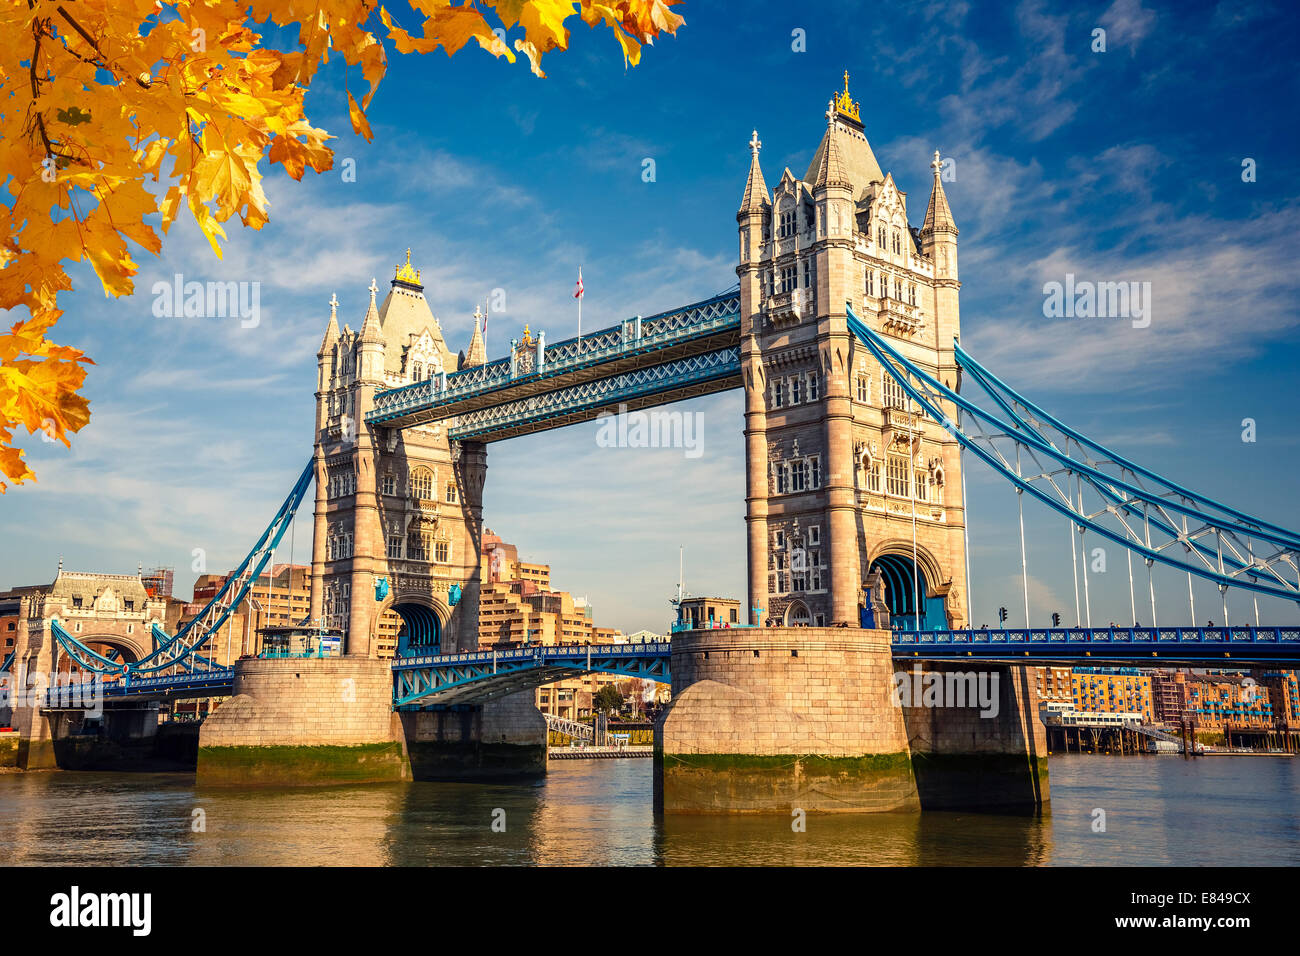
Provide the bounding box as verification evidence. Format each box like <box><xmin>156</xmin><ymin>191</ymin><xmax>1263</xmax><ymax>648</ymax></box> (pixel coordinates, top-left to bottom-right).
<box><xmin>395</xmin><ymin>247</ymin><xmax>421</xmax><ymax>285</ymax></box>
<box><xmin>834</xmin><ymin>70</ymin><xmax>861</xmax><ymax>123</ymax></box>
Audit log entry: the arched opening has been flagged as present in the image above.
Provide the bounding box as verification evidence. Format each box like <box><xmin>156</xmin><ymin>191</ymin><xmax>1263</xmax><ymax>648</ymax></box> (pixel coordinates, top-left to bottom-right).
<box><xmin>870</xmin><ymin>554</ymin><xmax>948</xmax><ymax>632</ymax></box>
<box><xmin>52</xmin><ymin>634</ymin><xmax>144</xmax><ymax>680</ymax></box>
<box><xmin>784</xmin><ymin>600</ymin><xmax>811</xmax><ymax>626</ymax></box>
<box><xmin>392</xmin><ymin>602</ymin><xmax>442</xmax><ymax>657</ymax></box>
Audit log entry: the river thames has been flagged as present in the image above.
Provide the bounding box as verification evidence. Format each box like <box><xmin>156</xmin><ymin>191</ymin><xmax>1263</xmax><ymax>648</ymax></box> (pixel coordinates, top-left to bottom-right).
<box><xmin>2</xmin><ymin>755</ymin><xmax>1298</xmax><ymax>866</ymax></box>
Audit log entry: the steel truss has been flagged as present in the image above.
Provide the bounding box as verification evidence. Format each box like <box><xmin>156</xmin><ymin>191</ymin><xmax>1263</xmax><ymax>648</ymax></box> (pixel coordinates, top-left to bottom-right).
<box><xmin>845</xmin><ymin>304</ymin><xmax>1300</xmax><ymax>604</ymax></box>
<box><xmin>49</xmin><ymin>459</ymin><xmax>316</xmax><ymax>677</ymax></box>
<box><xmin>367</xmin><ymin>292</ymin><xmax>741</xmax><ymax>426</ymax></box>
<box><xmin>448</xmin><ymin>347</ymin><xmax>740</xmax><ymax>442</ymax></box>
<box><xmin>392</xmin><ymin>642</ymin><xmax>672</xmax><ymax>707</ymax></box>
<box><xmin>544</xmin><ymin>713</ymin><xmax>594</xmax><ymax>741</ymax></box>
<box><xmin>893</xmin><ymin>626</ymin><xmax>1300</xmax><ymax>663</ymax></box>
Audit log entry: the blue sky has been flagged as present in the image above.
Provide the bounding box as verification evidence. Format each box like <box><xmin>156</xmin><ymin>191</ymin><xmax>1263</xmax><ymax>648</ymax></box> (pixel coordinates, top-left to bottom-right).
<box><xmin>4</xmin><ymin>0</ymin><xmax>1299</xmax><ymax>633</ymax></box>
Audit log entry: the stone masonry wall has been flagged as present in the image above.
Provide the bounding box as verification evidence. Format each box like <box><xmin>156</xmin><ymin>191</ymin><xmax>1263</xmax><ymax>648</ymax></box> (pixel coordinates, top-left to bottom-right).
<box><xmin>199</xmin><ymin>658</ymin><xmax>400</xmax><ymax>748</ymax></box>
<box><xmin>656</xmin><ymin>627</ymin><xmax>919</xmax><ymax>812</ymax></box>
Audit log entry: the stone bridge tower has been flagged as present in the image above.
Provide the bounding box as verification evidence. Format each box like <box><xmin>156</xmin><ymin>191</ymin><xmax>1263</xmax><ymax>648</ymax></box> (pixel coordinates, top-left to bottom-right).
<box><xmin>312</xmin><ymin>252</ymin><xmax>488</xmax><ymax>657</ymax></box>
<box><xmin>737</xmin><ymin>74</ymin><xmax>969</xmax><ymax>630</ymax></box>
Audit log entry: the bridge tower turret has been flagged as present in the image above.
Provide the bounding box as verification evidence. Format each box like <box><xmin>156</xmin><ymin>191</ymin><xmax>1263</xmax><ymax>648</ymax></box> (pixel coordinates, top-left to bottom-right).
<box><xmin>312</xmin><ymin>253</ymin><xmax>486</xmax><ymax>659</ymax></box>
<box><xmin>737</xmin><ymin>129</ymin><xmax>771</xmax><ymax>625</ymax></box>
<box><xmin>738</xmin><ymin>74</ymin><xmax>970</xmax><ymax>631</ymax></box>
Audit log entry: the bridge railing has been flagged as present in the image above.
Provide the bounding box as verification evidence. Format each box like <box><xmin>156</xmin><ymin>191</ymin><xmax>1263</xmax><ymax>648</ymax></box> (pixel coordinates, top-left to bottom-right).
<box><xmin>102</xmin><ymin>668</ymin><xmax>236</xmax><ymax>696</ymax></box>
<box><xmin>392</xmin><ymin>641</ymin><xmax>674</xmax><ymax>670</ymax></box>
<box><xmin>367</xmin><ymin>293</ymin><xmax>740</xmax><ymax>422</ymax></box>
<box><xmin>892</xmin><ymin>626</ymin><xmax>1300</xmax><ymax>647</ymax></box>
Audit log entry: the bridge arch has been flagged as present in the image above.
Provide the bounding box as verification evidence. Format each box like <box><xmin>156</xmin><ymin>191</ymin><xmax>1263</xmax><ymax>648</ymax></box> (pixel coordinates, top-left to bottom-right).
<box><xmin>867</xmin><ymin>543</ymin><xmax>949</xmax><ymax>632</ymax></box>
<box><xmin>377</xmin><ymin>593</ymin><xmax>448</xmax><ymax>657</ymax></box>
<box><xmin>54</xmin><ymin>629</ymin><xmax>149</xmax><ymax>673</ymax></box>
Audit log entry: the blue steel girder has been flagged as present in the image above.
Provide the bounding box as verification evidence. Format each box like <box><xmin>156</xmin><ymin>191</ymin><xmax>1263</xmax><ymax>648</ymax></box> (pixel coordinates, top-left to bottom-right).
<box><xmin>447</xmin><ymin>346</ymin><xmax>740</xmax><ymax>443</ymax></box>
<box><xmin>365</xmin><ymin>293</ymin><xmax>741</xmax><ymax>431</ymax></box>
<box><xmin>844</xmin><ymin>305</ymin><xmax>1300</xmax><ymax>604</ymax></box>
<box><xmin>101</xmin><ymin>668</ymin><xmax>236</xmax><ymax>701</ymax></box>
<box><xmin>392</xmin><ymin>643</ymin><xmax>672</xmax><ymax>707</ymax></box>
<box><xmin>48</xmin><ymin>459</ymin><xmax>315</xmax><ymax>678</ymax></box>
<box><xmin>892</xmin><ymin>626</ymin><xmax>1300</xmax><ymax>664</ymax></box>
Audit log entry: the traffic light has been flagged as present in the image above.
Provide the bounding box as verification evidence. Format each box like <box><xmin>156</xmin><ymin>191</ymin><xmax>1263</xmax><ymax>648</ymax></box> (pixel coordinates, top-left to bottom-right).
<box><xmin>1052</xmin><ymin>611</ymin><xmax>1061</xmax><ymax>627</ymax></box>
<box><xmin>998</xmin><ymin>606</ymin><xmax>1008</xmax><ymax>623</ymax></box>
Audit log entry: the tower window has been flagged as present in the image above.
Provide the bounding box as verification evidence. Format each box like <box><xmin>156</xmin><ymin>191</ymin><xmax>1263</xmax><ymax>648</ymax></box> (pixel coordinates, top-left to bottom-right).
<box><xmin>806</xmin><ymin>371</ymin><xmax>820</xmax><ymax>401</ymax></box>
<box><xmin>410</xmin><ymin>468</ymin><xmax>434</xmax><ymax>500</ymax></box>
<box><xmin>790</xmin><ymin>459</ymin><xmax>807</xmax><ymax>492</ymax></box>
<box><xmin>887</xmin><ymin>455</ymin><xmax>910</xmax><ymax>497</ymax></box>
<box><xmin>883</xmin><ymin>376</ymin><xmax>908</xmax><ymax>410</ymax></box>
<box><xmin>790</xmin><ymin>376</ymin><xmax>802</xmax><ymax>404</ymax></box>
<box><xmin>779</xmin><ymin>265</ymin><xmax>797</xmax><ymax>294</ymax></box>
<box><xmin>445</xmin><ymin>482</ymin><xmax>458</xmax><ymax>504</ymax></box>
<box><xmin>856</xmin><ymin>374</ymin><xmax>871</xmax><ymax>403</ymax></box>
<box><xmin>435</xmin><ymin>541</ymin><xmax>450</xmax><ymax>563</ymax></box>
<box><xmin>382</xmin><ymin>473</ymin><xmax>396</xmax><ymax>496</ymax></box>
<box><xmin>387</xmin><ymin>536</ymin><xmax>403</xmax><ymax>559</ymax></box>
<box><xmin>865</xmin><ymin>271</ymin><xmax>874</xmax><ymax>297</ymax></box>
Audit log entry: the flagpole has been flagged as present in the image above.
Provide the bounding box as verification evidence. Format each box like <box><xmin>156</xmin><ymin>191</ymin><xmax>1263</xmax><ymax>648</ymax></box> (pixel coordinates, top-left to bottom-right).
<box><xmin>577</xmin><ymin>265</ymin><xmax>583</xmax><ymax>350</ymax></box>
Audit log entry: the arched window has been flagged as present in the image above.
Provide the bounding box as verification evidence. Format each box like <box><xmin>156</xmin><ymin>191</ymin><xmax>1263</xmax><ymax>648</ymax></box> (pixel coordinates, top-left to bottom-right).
<box><xmin>892</xmin><ymin>230</ymin><xmax>901</xmax><ymax>255</ymax></box>
<box><xmin>445</xmin><ymin>482</ymin><xmax>458</xmax><ymax>504</ymax></box>
<box><xmin>412</xmin><ymin>362</ymin><xmax>423</xmax><ymax>381</ymax></box>
<box><xmin>410</xmin><ymin>467</ymin><xmax>434</xmax><ymax>500</ymax></box>
<box><xmin>877</xmin><ymin>225</ymin><xmax>886</xmax><ymax>248</ymax></box>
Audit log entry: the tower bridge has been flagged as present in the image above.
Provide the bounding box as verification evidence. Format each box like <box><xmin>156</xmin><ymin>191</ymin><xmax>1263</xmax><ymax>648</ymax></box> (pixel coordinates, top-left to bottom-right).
<box><xmin>8</xmin><ymin>74</ymin><xmax>1299</xmax><ymax>812</ymax></box>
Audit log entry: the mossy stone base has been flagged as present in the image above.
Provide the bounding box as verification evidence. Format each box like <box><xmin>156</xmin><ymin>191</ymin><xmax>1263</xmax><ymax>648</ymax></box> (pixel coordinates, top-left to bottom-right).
<box><xmin>407</xmin><ymin>741</ymin><xmax>547</xmax><ymax>781</ymax></box>
<box><xmin>0</xmin><ymin>734</ymin><xmax>18</xmax><ymax>768</ymax></box>
<box><xmin>655</xmin><ymin>750</ymin><xmax>920</xmax><ymax>814</ymax></box>
<box><xmin>16</xmin><ymin>736</ymin><xmax>57</xmax><ymax>771</ymax></box>
<box><xmin>909</xmin><ymin>753</ymin><xmax>1049</xmax><ymax>813</ymax></box>
<box><xmin>196</xmin><ymin>742</ymin><xmax>410</xmax><ymax>787</ymax></box>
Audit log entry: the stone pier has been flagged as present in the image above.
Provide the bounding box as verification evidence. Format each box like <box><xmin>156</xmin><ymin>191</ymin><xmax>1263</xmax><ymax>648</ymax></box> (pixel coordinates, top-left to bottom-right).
<box><xmin>655</xmin><ymin>627</ymin><xmax>920</xmax><ymax>813</ymax></box>
<box><xmin>400</xmin><ymin>692</ymin><xmax>548</xmax><ymax>781</ymax></box>
<box><xmin>196</xmin><ymin>656</ymin><xmax>548</xmax><ymax>786</ymax></box>
<box><xmin>197</xmin><ymin>657</ymin><xmax>408</xmax><ymax>786</ymax></box>
<box><xmin>655</xmin><ymin>627</ymin><xmax>1048</xmax><ymax>814</ymax></box>
<box><xmin>899</xmin><ymin>660</ymin><xmax>1049</xmax><ymax>812</ymax></box>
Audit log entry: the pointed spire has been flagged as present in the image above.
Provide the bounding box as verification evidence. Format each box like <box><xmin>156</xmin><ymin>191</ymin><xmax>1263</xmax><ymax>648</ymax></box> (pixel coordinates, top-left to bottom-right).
<box><xmin>738</xmin><ymin>129</ymin><xmax>770</xmax><ymax>214</ymax></box>
<box><xmin>465</xmin><ymin>306</ymin><xmax>487</xmax><ymax>368</ymax></box>
<box><xmin>318</xmin><ymin>293</ymin><xmax>340</xmax><ymax>355</ymax></box>
<box><xmin>812</xmin><ymin>101</ymin><xmax>849</xmax><ymax>189</ymax></box>
<box><xmin>921</xmin><ymin>149</ymin><xmax>958</xmax><ymax>236</ymax></box>
<box><xmin>359</xmin><ymin>278</ymin><xmax>384</xmax><ymax>344</ymax></box>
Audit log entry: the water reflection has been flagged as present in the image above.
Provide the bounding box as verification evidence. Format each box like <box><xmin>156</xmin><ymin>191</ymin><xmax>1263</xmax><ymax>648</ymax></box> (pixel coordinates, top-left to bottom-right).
<box><xmin>0</xmin><ymin>755</ymin><xmax>1297</xmax><ymax>866</ymax></box>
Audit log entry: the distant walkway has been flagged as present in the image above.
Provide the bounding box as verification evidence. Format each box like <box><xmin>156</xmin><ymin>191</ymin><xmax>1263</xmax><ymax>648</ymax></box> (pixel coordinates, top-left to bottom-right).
<box><xmin>549</xmin><ymin>745</ymin><xmax>653</xmax><ymax>760</ymax></box>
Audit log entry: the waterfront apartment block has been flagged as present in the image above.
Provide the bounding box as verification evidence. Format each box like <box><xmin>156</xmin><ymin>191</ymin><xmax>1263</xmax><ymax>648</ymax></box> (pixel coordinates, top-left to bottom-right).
<box><xmin>1034</xmin><ymin>665</ymin><xmax>1300</xmax><ymax>745</ymax></box>
<box><xmin>478</xmin><ymin>529</ymin><xmax>666</xmax><ymax>719</ymax></box>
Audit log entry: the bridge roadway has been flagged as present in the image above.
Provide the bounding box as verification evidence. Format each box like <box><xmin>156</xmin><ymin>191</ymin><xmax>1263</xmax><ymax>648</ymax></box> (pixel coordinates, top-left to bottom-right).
<box><xmin>59</xmin><ymin>625</ymin><xmax>1300</xmax><ymax>709</ymax></box>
